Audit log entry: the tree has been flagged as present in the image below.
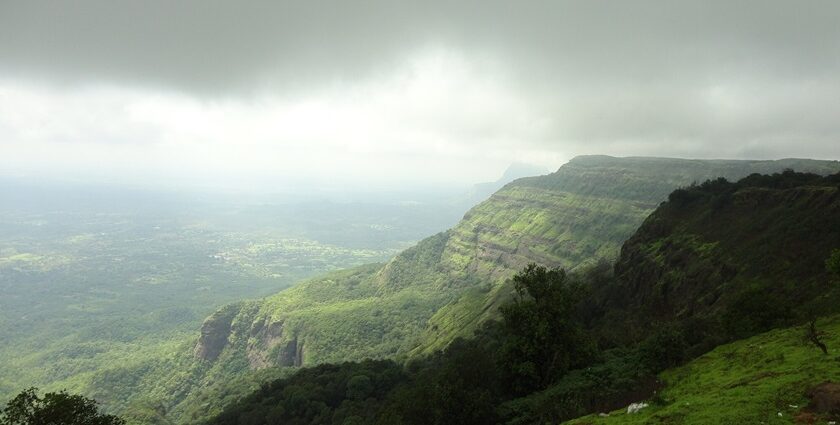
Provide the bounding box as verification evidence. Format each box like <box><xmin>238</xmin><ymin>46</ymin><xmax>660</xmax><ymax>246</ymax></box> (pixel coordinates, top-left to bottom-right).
<box><xmin>804</xmin><ymin>249</ymin><xmax>840</xmax><ymax>355</ymax></box>
<box><xmin>827</xmin><ymin>248</ymin><xmax>840</xmax><ymax>280</ymax></box>
<box><xmin>1</xmin><ymin>388</ymin><xmax>125</xmax><ymax>425</ymax></box>
<box><xmin>499</xmin><ymin>264</ymin><xmax>596</xmax><ymax>394</ymax></box>
<box><xmin>345</xmin><ymin>375</ymin><xmax>373</xmax><ymax>401</ymax></box>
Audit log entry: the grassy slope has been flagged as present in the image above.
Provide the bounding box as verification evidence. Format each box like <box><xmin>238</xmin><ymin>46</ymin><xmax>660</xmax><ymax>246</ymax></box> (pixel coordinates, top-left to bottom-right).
<box><xmin>567</xmin><ymin>315</ymin><xmax>840</xmax><ymax>425</ymax></box>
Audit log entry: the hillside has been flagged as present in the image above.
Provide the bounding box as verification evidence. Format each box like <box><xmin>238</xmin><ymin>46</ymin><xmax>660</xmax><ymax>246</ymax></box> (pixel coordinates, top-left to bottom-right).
<box><xmin>200</xmin><ymin>170</ymin><xmax>840</xmax><ymax>425</ymax></box>
<box><xmin>567</xmin><ymin>314</ymin><xmax>840</xmax><ymax>425</ymax></box>
<box><xmin>587</xmin><ymin>171</ymin><xmax>840</xmax><ymax>348</ymax></box>
<box><xmin>197</xmin><ymin>157</ymin><xmax>840</xmax><ymax>370</ymax></box>
<box><xmin>412</xmin><ymin>157</ymin><xmax>840</xmax><ymax>354</ymax></box>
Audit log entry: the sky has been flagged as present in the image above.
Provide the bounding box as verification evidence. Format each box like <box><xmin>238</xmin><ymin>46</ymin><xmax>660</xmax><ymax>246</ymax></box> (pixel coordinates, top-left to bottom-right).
<box><xmin>1</xmin><ymin>0</ymin><xmax>839</xmax><ymax>193</ymax></box>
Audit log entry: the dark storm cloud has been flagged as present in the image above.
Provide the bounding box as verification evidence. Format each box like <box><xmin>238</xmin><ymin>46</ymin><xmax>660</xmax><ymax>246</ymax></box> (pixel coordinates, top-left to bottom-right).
<box><xmin>1</xmin><ymin>0</ymin><xmax>839</xmax><ymax>160</ymax></box>
<box><xmin>3</xmin><ymin>1</ymin><xmax>839</xmax><ymax>91</ymax></box>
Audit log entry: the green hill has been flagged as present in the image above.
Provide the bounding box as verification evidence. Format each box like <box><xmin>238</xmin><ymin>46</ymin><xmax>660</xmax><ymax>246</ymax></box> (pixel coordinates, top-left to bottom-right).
<box><xmin>147</xmin><ymin>156</ymin><xmax>837</xmax><ymax>421</ymax></box>
<box><xmin>567</xmin><ymin>314</ymin><xmax>840</xmax><ymax>425</ymax></box>
<box><xmin>413</xmin><ymin>157</ymin><xmax>840</xmax><ymax>355</ymax></box>
<box><xmin>199</xmin><ymin>170</ymin><xmax>840</xmax><ymax>425</ymax></box>
<box><xmin>202</xmin><ymin>171</ymin><xmax>840</xmax><ymax>425</ymax></box>
<box><xmin>587</xmin><ymin>170</ymin><xmax>840</xmax><ymax>348</ymax></box>
<box><xmin>197</xmin><ymin>156</ymin><xmax>840</xmax><ymax>370</ymax></box>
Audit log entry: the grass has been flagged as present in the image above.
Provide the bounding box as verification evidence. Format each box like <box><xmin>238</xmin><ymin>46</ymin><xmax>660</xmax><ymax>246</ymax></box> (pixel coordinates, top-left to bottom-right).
<box><xmin>567</xmin><ymin>315</ymin><xmax>840</xmax><ymax>424</ymax></box>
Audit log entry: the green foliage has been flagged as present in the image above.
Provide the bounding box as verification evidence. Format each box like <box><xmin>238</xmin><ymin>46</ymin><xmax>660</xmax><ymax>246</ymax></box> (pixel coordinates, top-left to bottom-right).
<box><xmin>827</xmin><ymin>248</ymin><xmax>840</xmax><ymax>279</ymax></box>
<box><xmin>722</xmin><ymin>286</ymin><xmax>794</xmax><ymax>339</ymax></box>
<box><xmin>593</xmin><ymin>170</ymin><xmax>840</xmax><ymax>352</ymax></box>
<box><xmin>209</xmin><ymin>360</ymin><xmax>405</xmax><ymax>425</ymax></box>
<box><xmin>345</xmin><ymin>375</ymin><xmax>373</xmax><ymax>401</ymax></box>
<box><xmin>638</xmin><ymin>325</ymin><xmax>688</xmax><ymax>371</ymax></box>
<box><xmin>1</xmin><ymin>388</ymin><xmax>125</xmax><ymax>425</ymax></box>
<box><xmin>205</xmin><ymin>264</ymin><xmax>617</xmax><ymax>425</ymax></box>
<box><xmin>391</xmin><ymin>335</ymin><xmax>505</xmax><ymax>425</ymax></box>
<box><xmin>500</xmin><ymin>264</ymin><xmax>595</xmax><ymax>394</ymax></box>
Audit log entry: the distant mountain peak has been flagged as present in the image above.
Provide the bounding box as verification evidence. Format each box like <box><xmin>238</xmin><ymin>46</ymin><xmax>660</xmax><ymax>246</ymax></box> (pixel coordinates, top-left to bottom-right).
<box><xmin>498</xmin><ymin>162</ymin><xmax>550</xmax><ymax>182</ymax></box>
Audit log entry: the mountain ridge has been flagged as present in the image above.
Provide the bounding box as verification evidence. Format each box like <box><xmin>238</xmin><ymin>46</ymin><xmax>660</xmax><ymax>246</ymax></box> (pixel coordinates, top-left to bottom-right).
<box><xmin>192</xmin><ymin>156</ymin><xmax>840</xmax><ymax>369</ymax></box>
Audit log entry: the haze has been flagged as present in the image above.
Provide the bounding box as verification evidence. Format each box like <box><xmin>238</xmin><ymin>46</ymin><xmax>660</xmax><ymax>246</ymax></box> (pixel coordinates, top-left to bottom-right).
<box><xmin>1</xmin><ymin>0</ymin><xmax>839</xmax><ymax>193</ymax></box>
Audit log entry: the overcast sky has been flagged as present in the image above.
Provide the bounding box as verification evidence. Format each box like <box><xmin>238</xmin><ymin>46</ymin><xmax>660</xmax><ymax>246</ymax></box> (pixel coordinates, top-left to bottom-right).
<box><xmin>1</xmin><ymin>1</ymin><xmax>838</xmax><ymax>192</ymax></box>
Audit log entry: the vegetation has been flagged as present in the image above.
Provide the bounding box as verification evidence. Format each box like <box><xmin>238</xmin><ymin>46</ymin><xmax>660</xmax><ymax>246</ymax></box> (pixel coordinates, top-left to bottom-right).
<box><xmin>567</xmin><ymin>314</ymin><xmax>840</xmax><ymax>424</ymax></box>
<box><xmin>201</xmin><ymin>264</ymin><xmax>711</xmax><ymax>425</ymax></box>
<box><xmin>587</xmin><ymin>170</ymin><xmax>840</xmax><ymax>352</ymax></box>
<box><xmin>196</xmin><ymin>157</ymin><xmax>839</xmax><ymax>382</ymax></box>
<box><xmin>1</xmin><ymin>388</ymin><xmax>124</xmax><ymax>425</ymax></box>
<box><xmin>499</xmin><ymin>265</ymin><xmax>595</xmax><ymax>394</ymax></box>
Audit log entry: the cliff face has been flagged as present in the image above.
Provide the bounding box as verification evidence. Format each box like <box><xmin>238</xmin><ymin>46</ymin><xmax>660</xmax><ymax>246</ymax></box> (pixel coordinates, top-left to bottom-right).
<box><xmin>193</xmin><ymin>156</ymin><xmax>840</xmax><ymax>370</ymax></box>
<box><xmin>194</xmin><ymin>303</ymin><xmax>243</xmax><ymax>362</ymax></box>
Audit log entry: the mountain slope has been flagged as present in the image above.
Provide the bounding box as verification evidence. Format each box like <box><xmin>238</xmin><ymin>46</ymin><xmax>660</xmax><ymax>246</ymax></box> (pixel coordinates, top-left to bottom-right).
<box><xmin>194</xmin><ymin>156</ymin><xmax>840</xmax><ymax>369</ymax></box>
<box><xmin>199</xmin><ymin>169</ymin><xmax>840</xmax><ymax>425</ymax></box>
<box><xmin>587</xmin><ymin>171</ymin><xmax>840</xmax><ymax>347</ymax></box>
<box><xmin>567</xmin><ymin>314</ymin><xmax>840</xmax><ymax>425</ymax></box>
<box><xmin>412</xmin><ymin>157</ymin><xmax>840</xmax><ymax>354</ymax></box>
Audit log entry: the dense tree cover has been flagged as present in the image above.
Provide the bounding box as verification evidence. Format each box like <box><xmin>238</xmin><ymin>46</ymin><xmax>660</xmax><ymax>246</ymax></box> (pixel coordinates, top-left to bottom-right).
<box><xmin>667</xmin><ymin>169</ymin><xmax>840</xmax><ymax>207</ymax></box>
<box><xmin>601</xmin><ymin>170</ymin><xmax>840</xmax><ymax>345</ymax></box>
<box><xmin>1</xmin><ymin>388</ymin><xmax>125</xmax><ymax>425</ymax></box>
<box><xmin>209</xmin><ymin>360</ymin><xmax>405</xmax><ymax>425</ymax></box>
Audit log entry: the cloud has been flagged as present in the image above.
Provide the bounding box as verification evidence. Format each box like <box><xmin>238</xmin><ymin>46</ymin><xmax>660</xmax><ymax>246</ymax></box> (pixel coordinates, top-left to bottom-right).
<box><xmin>0</xmin><ymin>0</ymin><xmax>838</xmax><ymax>190</ymax></box>
<box><xmin>0</xmin><ymin>49</ymin><xmax>561</xmax><ymax>190</ymax></box>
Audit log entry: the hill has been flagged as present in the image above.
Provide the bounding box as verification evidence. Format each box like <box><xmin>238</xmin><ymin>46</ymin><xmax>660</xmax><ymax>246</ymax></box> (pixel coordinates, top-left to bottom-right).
<box><xmin>156</xmin><ymin>157</ymin><xmax>838</xmax><ymax>421</ymax></box>
<box><xmin>201</xmin><ymin>170</ymin><xmax>840</xmax><ymax>425</ymax></box>
<box><xmin>567</xmin><ymin>314</ymin><xmax>840</xmax><ymax>424</ymax></box>
<box><xmin>587</xmin><ymin>170</ymin><xmax>840</xmax><ymax>348</ymax></box>
<box><xmin>197</xmin><ymin>156</ymin><xmax>840</xmax><ymax>367</ymax></box>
